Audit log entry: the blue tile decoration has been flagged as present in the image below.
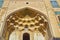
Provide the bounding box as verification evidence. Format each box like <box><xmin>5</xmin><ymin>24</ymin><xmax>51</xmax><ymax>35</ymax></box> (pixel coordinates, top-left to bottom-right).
<box><xmin>0</xmin><ymin>0</ymin><xmax>3</xmax><ymax>1</ymax></box>
<box><xmin>50</xmin><ymin>0</ymin><xmax>56</xmax><ymax>1</ymax></box>
<box><xmin>0</xmin><ymin>0</ymin><xmax>4</xmax><ymax>8</ymax></box>
<box><xmin>55</xmin><ymin>12</ymin><xmax>60</xmax><ymax>15</ymax></box>
<box><xmin>55</xmin><ymin>11</ymin><xmax>60</xmax><ymax>26</ymax></box>
<box><xmin>58</xmin><ymin>23</ymin><xmax>60</xmax><ymax>26</ymax></box>
<box><xmin>50</xmin><ymin>0</ymin><xmax>59</xmax><ymax>8</ymax></box>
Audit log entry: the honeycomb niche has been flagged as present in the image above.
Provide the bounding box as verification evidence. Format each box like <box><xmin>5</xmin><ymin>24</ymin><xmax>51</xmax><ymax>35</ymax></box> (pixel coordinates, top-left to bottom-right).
<box><xmin>2</xmin><ymin>8</ymin><xmax>50</xmax><ymax>40</ymax></box>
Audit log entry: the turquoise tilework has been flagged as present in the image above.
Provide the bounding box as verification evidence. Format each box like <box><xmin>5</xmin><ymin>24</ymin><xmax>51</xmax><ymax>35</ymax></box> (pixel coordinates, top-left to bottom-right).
<box><xmin>58</xmin><ymin>23</ymin><xmax>60</xmax><ymax>26</ymax></box>
<box><xmin>0</xmin><ymin>0</ymin><xmax>4</xmax><ymax>8</ymax></box>
<box><xmin>55</xmin><ymin>12</ymin><xmax>60</xmax><ymax>15</ymax></box>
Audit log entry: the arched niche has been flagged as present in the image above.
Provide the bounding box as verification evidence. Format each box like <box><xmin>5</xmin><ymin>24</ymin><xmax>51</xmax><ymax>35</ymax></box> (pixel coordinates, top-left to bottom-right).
<box><xmin>9</xmin><ymin>30</ymin><xmax>20</xmax><ymax>40</ymax></box>
<box><xmin>2</xmin><ymin>7</ymin><xmax>51</xmax><ymax>40</ymax></box>
<box><xmin>23</xmin><ymin>33</ymin><xmax>30</xmax><ymax>40</ymax></box>
<box><xmin>34</xmin><ymin>32</ymin><xmax>45</xmax><ymax>40</ymax></box>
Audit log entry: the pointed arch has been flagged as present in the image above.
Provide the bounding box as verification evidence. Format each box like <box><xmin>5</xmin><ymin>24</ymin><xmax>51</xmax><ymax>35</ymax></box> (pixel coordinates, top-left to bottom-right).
<box><xmin>2</xmin><ymin>7</ymin><xmax>51</xmax><ymax>40</ymax></box>
<box><xmin>23</xmin><ymin>33</ymin><xmax>30</xmax><ymax>40</ymax></box>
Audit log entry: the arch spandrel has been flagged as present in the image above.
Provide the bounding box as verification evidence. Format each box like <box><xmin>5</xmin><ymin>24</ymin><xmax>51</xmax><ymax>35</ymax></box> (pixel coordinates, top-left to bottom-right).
<box><xmin>2</xmin><ymin>7</ymin><xmax>50</xmax><ymax>40</ymax></box>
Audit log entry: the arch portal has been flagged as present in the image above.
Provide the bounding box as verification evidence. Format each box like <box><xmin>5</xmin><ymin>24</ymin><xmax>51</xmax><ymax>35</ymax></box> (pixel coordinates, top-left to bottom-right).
<box><xmin>23</xmin><ymin>33</ymin><xmax>30</xmax><ymax>40</ymax></box>
<box><xmin>2</xmin><ymin>7</ymin><xmax>51</xmax><ymax>40</ymax></box>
